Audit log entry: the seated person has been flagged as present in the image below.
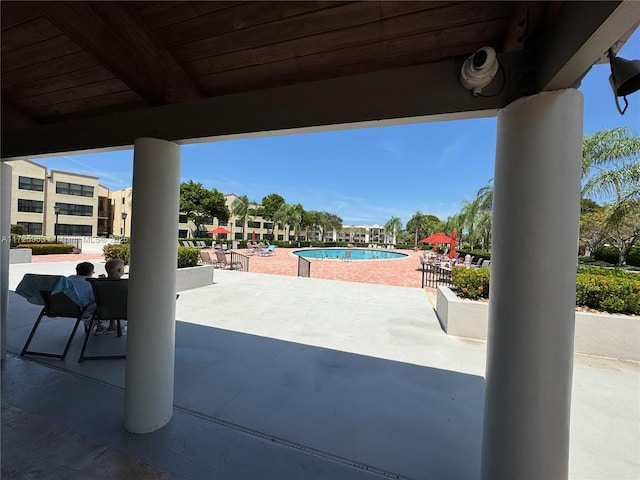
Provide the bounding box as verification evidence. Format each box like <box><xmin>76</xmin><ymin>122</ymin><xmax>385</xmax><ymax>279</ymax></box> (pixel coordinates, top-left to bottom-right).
<box><xmin>105</xmin><ymin>258</ymin><xmax>125</xmax><ymax>279</ymax></box>
<box><xmin>100</xmin><ymin>258</ymin><xmax>126</xmax><ymax>334</ymax></box>
<box><xmin>67</xmin><ymin>262</ymin><xmax>95</xmax><ymax>319</ymax></box>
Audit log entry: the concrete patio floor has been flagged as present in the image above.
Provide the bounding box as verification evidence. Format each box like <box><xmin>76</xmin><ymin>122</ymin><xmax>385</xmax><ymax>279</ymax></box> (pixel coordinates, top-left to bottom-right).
<box><xmin>3</xmin><ymin>260</ymin><xmax>639</xmax><ymax>479</ymax></box>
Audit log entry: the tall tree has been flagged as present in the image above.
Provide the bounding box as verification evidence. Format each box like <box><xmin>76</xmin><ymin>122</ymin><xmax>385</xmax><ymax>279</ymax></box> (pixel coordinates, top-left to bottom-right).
<box><xmin>384</xmin><ymin>216</ymin><xmax>402</xmax><ymax>244</ymax></box>
<box><xmin>582</xmin><ymin>127</ymin><xmax>640</xmax><ymax>218</ymax></box>
<box><xmin>180</xmin><ymin>180</ymin><xmax>229</xmax><ymax>235</ymax></box>
<box><xmin>582</xmin><ymin>127</ymin><xmax>640</xmax><ymax>263</ymax></box>
<box><xmin>274</xmin><ymin>203</ymin><xmax>305</xmax><ymax>241</ymax></box>
<box><xmin>230</xmin><ymin>195</ymin><xmax>252</xmax><ymax>240</ymax></box>
<box><xmin>259</xmin><ymin>193</ymin><xmax>286</xmax><ymax>239</ymax></box>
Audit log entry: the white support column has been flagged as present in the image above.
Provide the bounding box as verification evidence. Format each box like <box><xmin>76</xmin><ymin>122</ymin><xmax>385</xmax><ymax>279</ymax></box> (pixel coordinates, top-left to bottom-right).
<box><xmin>124</xmin><ymin>138</ymin><xmax>180</xmax><ymax>433</ymax></box>
<box><xmin>1</xmin><ymin>162</ymin><xmax>12</xmax><ymax>360</ymax></box>
<box><xmin>482</xmin><ymin>89</ymin><xmax>583</xmax><ymax>479</ymax></box>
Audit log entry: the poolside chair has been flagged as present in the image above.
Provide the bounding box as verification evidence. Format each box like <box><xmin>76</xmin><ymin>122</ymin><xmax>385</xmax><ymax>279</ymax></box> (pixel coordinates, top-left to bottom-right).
<box><xmin>259</xmin><ymin>245</ymin><xmax>277</xmax><ymax>256</ymax></box>
<box><xmin>195</xmin><ymin>240</ymin><xmax>207</xmax><ymax>248</ymax></box>
<box><xmin>215</xmin><ymin>250</ymin><xmax>243</xmax><ymax>269</ymax></box>
<box><xmin>17</xmin><ymin>274</ymin><xmax>88</xmax><ymax>361</ymax></box>
<box><xmin>79</xmin><ymin>278</ymin><xmax>128</xmax><ymax>362</ymax></box>
<box><xmin>200</xmin><ymin>250</ymin><xmax>218</xmax><ymax>266</ymax></box>
<box><xmin>342</xmin><ymin>250</ymin><xmax>352</xmax><ymax>262</ymax></box>
<box><xmin>180</xmin><ymin>240</ymin><xmax>190</xmax><ymax>247</ymax></box>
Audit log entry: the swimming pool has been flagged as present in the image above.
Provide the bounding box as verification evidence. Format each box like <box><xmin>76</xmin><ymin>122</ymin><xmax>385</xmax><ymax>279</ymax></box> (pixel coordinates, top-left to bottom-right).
<box><xmin>292</xmin><ymin>248</ymin><xmax>408</xmax><ymax>260</ymax></box>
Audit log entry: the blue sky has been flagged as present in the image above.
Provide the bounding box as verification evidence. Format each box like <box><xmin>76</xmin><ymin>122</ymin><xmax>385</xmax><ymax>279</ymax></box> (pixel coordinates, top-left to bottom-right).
<box><xmin>35</xmin><ymin>29</ymin><xmax>639</xmax><ymax>226</ymax></box>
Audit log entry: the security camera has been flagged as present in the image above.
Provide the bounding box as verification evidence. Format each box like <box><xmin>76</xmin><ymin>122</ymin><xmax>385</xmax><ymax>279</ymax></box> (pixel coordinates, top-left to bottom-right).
<box><xmin>460</xmin><ymin>46</ymin><xmax>500</xmax><ymax>96</ymax></box>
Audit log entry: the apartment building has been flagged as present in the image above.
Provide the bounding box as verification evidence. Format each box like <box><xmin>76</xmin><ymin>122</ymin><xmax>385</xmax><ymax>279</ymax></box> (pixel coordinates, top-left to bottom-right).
<box><xmin>175</xmin><ymin>193</ymin><xmax>293</xmax><ymax>242</ymax></box>
<box><xmin>7</xmin><ymin>159</ymin><xmax>106</xmax><ymax>237</ymax></box>
<box><xmin>8</xmin><ymin>160</ymin><xmax>385</xmax><ymax>244</ymax></box>
<box><xmin>334</xmin><ymin>225</ymin><xmax>389</xmax><ymax>244</ymax></box>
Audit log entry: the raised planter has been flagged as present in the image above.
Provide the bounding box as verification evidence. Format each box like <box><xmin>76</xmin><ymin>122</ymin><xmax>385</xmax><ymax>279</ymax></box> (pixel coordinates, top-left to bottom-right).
<box><xmin>9</xmin><ymin>248</ymin><xmax>31</xmax><ymax>264</ymax></box>
<box><xmin>435</xmin><ymin>286</ymin><xmax>639</xmax><ymax>362</ymax></box>
<box><xmin>176</xmin><ymin>264</ymin><xmax>214</xmax><ymax>291</ymax></box>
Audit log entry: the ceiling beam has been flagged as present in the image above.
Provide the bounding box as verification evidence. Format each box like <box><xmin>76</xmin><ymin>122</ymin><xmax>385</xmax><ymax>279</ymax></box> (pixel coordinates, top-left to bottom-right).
<box><xmin>33</xmin><ymin>1</ymin><xmax>202</xmax><ymax>105</ymax></box>
<box><xmin>535</xmin><ymin>1</ymin><xmax>640</xmax><ymax>91</ymax></box>
<box><xmin>1</xmin><ymin>54</ymin><xmax>527</xmax><ymax>160</ymax></box>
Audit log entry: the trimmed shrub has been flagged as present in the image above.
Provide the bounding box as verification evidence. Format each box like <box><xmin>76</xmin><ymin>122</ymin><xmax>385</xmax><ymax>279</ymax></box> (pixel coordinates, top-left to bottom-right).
<box><xmin>17</xmin><ymin>243</ymin><xmax>74</xmax><ymax>255</ymax></box>
<box><xmin>451</xmin><ymin>267</ymin><xmax>490</xmax><ymax>300</ymax></box>
<box><xmin>10</xmin><ymin>224</ymin><xmax>26</xmax><ymax>235</ymax></box>
<box><xmin>455</xmin><ymin>249</ymin><xmax>491</xmax><ymax>260</ymax></box>
<box><xmin>627</xmin><ymin>246</ymin><xmax>640</xmax><ymax>267</ymax></box>
<box><xmin>178</xmin><ymin>247</ymin><xmax>199</xmax><ymax>268</ymax></box>
<box><xmin>576</xmin><ymin>273</ymin><xmax>640</xmax><ymax>314</ymax></box>
<box><xmin>103</xmin><ymin>243</ymin><xmax>130</xmax><ymax>265</ymax></box>
<box><xmin>593</xmin><ymin>245</ymin><xmax>620</xmax><ymax>264</ymax></box>
<box><xmin>104</xmin><ymin>243</ymin><xmax>199</xmax><ymax>268</ymax></box>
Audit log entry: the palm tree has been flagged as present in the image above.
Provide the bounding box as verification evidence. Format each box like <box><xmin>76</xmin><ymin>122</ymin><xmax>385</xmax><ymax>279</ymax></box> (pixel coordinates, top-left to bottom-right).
<box><xmin>582</xmin><ymin>127</ymin><xmax>640</xmax><ymax>206</ymax></box>
<box><xmin>582</xmin><ymin>127</ymin><xmax>640</xmax><ymax>263</ymax></box>
<box><xmin>230</xmin><ymin>195</ymin><xmax>251</xmax><ymax>240</ymax></box>
<box><xmin>274</xmin><ymin>204</ymin><xmax>303</xmax><ymax>241</ymax></box>
<box><xmin>384</xmin><ymin>216</ymin><xmax>402</xmax><ymax>244</ymax></box>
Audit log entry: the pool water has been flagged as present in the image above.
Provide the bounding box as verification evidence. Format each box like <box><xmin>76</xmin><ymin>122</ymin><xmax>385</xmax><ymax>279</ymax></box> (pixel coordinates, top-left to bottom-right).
<box><xmin>292</xmin><ymin>248</ymin><xmax>408</xmax><ymax>260</ymax></box>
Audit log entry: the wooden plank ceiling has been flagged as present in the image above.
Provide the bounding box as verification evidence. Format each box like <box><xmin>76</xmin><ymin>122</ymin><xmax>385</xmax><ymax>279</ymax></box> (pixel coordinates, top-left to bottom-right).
<box><xmin>1</xmin><ymin>1</ymin><xmax>560</xmax><ymax>137</ymax></box>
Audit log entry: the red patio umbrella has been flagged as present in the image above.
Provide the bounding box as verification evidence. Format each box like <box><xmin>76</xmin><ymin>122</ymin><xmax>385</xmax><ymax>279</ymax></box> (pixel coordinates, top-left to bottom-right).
<box><xmin>449</xmin><ymin>231</ymin><xmax>457</xmax><ymax>259</ymax></box>
<box><xmin>208</xmin><ymin>226</ymin><xmax>231</xmax><ymax>239</ymax></box>
<box><xmin>252</xmin><ymin>230</ymin><xmax>256</xmax><ymax>243</ymax></box>
<box><xmin>419</xmin><ymin>232</ymin><xmax>452</xmax><ymax>244</ymax></box>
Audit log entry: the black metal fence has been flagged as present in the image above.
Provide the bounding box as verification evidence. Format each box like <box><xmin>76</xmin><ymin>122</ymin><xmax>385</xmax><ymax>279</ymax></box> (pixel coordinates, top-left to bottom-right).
<box><xmin>230</xmin><ymin>251</ymin><xmax>249</xmax><ymax>272</ymax></box>
<box><xmin>297</xmin><ymin>257</ymin><xmax>311</xmax><ymax>277</ymax></box>
<box><xmin>420</xmin><ymin>263</ymin><xmax>453</xmax><ymax>288</ymax></box>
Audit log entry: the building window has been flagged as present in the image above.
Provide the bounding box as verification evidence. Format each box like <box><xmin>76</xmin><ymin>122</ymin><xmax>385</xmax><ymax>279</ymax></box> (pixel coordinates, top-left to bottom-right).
<box><xmin>18</xmin><ymin>176</ymin><xmax>44</xmax><ymax>191</ymax></box>
<box><xmin>178</xmin><ymin>229</ymin><xmax>188</xmax><ymax>238</ymax></box>
<box><xmin>218</xmin><ymin>220</ymin><xmax>228</xmax><ymax>226</ymax></box>
<box><xmin>56</xmin><ymin>181</ymin><xmax>94</xmax><ymax>197</ymax></box>
<box><xmin>179</xmin><ymin>214</ymin><xmax>188</xmax><ymax>223</ymax></box>
<box><xmin>263</xmin><ymin>222</ymin><xmax>273</xmax><ymax>230</ymax></box>
<box><xmin>56</xmin><ymin>224</ymin><xmax>92</xmax><ymax>236</ymax></box>
<box><xmin>17</xmin><ymin>222</ymin><xmax>42</xmax><ymax>235</ymax></box>
<box><xmin>247</xmin><ymin>221</ymin><xmax>261</xmax><ymax>229</ymax></box>
<box><xmin>277</xmin><ymin>235</ymin><xmax>284</xmax><ymax>241</ymax></box>
<box><xmin>234</xmin><ymin>233</ymin><xmax>243</xmax><ymax>240</ymax></box>
<box><xmin>17</xmin><ymin>199</ymin><xmax>43</xmax><ymax>213</ymax></box>
<box><xmin>55</xmin><ymin>202</ymin><xmax>93</xmax><ymax>216</ymax></box>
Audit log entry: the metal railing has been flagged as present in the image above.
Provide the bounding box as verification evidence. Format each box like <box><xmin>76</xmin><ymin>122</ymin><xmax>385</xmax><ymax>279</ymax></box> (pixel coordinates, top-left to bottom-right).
<box><xmin>297</xmin><ymin>256</ymin><xmax>311</xmax><ymax>277</ymax></box>
<box><xmin>420</xmin><ymin>263</ymin><xmax>453</xmax><ymax>288</ymax></box>
<box><xmin>59</xmin><ymin>236</ymin><xmax>82</xmax><ymax>250</ymax></box>
<box><xmin>230</xmin><ymin>251</ymin><xmax>249</xmax><ymax>272</ymax></box>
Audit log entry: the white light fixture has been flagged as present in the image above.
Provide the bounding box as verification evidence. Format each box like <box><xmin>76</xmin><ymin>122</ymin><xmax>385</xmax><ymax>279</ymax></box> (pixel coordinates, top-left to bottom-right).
<box><xmin>460</xmin><ymin>46</ymin><xmax>500</xmax><ymax>96</ymax></box>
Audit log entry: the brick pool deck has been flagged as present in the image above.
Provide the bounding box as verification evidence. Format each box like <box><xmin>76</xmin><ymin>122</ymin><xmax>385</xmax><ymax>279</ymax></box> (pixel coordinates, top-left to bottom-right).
<box><xmin>33</xmin><ymin>247</ymin><xmax>433</xmax><ymax>290</ymax></box>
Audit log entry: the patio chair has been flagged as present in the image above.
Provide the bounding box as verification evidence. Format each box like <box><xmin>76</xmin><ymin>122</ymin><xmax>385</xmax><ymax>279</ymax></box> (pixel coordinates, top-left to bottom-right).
<box><xmin>258</xmin><ymin>245</ymin><xmax>277</xmax><ymax>256</ymax></box>
<box><xmin>18</xmin><ymin>274</ymin><xmax>88</xmax><ymax>361</ymax></box>
<box><xmin>342</xmin><ymin>250</ymin><xmax>352</xmax><ymax>262</ymax></box>
<box><xmin>200</xmin><ymin>250</ymin><xmax>218</xmax><ymax>266</ymax></box>
<box><xmin>215</xmin><ymin>250</ymin><xmax>243</xmax><ymax>270</ymax></box>
<box><xmin>195</xmin><ymin>240</ymin><xmax>207</xmax><ymax>248</ymax></box>
<box><xmin>78</xmin><ymin>278</ymin><xmax>128</xmax><ymax>362</ymax></box>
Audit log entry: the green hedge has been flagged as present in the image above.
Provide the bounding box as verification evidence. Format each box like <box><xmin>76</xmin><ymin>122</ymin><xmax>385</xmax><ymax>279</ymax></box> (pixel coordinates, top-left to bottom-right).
<box><xmin>451</xmin><ymin>265</ymin><xmax>640</xmax><ymax>314</ymax></box>
<box><xmin>451</xmin><ymin>267</ymin><xmax>490</xmax><ymax>300</ymax></box>
<box><xmin>455</xmin><ymin>249</ymin><xmax>491</xmax><ymax>260</ymax></box>
<box><xmin>593</xmin><ymin>245</ymin><xmax>620</xmax><ymax>264</ymax></box>
<box><xmin>104</xmin><ymin>243</ymin><xmax>199</xmax><ymax>268</ymax></box>
<box><xmin>104</xmin><ymin>243</ymin><xmax>130</xmax><ymax>265</ymax></box>
<box><xmin>17</xmin><ymin>243</ymin><xmax>74</xmax><ymax>254</ymax></box>
<box><xmin>177</xmin><ymin>247</ymin><xmax>199</xmax><ymax>268</ymax></box>
<box><xmin>627</xmin><ymin>246</ymin><xmax>640</xmax><ymax>267</ymax></box>
<box><xmin>576</xmin><ymin>273</ymin><xmax>640</xmax><ymax>314</ymax></box>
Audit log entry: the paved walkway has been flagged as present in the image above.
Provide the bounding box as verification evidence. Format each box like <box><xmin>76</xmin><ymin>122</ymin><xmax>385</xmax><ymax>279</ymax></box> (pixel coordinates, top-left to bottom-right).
<box><xmin>4</xmin><ymin>256</ymin><xmax>639</xmax><ymax>479</ymax></box>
